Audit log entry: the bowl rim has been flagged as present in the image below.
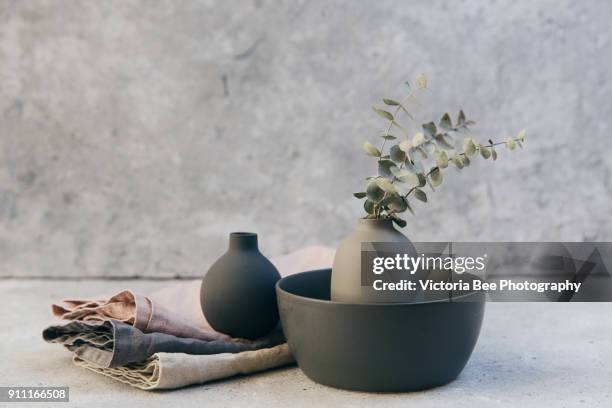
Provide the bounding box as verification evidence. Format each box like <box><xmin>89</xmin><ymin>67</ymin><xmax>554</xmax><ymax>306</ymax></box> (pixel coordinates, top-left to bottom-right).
<box><xmin>276</xmin><ymin>268</ymin><xmax>485</xmax><ymax>307</ymax></box>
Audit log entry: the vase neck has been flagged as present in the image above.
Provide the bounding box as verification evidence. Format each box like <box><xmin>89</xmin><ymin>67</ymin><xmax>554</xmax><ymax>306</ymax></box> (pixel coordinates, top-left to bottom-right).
<box><xmin>229</xmin><ymin>232</ymin><xmax>258</xmax><ymax>250</ymax></box>
<box><xmin>356</xmin><ymin>218</ymin><xmax>396</xmax><ymax>231</ymax></box>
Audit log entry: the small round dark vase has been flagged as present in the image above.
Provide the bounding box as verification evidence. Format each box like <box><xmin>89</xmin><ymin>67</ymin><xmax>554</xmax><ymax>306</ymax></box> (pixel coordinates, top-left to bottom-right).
<box><xmin>201</xmin><ymin>232</ymin><xmax>281</xmax><ymax>339</ymax></box>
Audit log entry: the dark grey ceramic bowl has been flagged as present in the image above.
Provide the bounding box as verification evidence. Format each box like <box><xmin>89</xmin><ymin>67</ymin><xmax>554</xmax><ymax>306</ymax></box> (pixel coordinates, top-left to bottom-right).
<box><xmin>276</xmin><ymin>269</ymin><xmax>485</xmax><ymax>392</ymax></box>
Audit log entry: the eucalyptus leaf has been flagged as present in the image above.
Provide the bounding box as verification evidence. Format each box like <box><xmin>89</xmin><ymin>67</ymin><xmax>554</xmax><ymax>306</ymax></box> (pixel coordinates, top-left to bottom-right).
<box><xmin>414</xmin><ymin>188</ymin><xmax>427</xmax><ymax>202</ymax></box>
<box><xmin>364</xmin><ymin>199</ymin><xmax>375</xmax><ymax>214</ymax></box>
<box><xmin>505</xmin><ymin>137</ymin><xmax>517</xmax><ymax>150</ymax></box>
<box><xmin>383</xmin><ymin>98</ymin><xmax>400</xmax><ymax>106</ymax></box>
<box><xmin>398</xmin><ymin>139</ymin><xmax>412</xmax><ymax>152</ymax></box>
<box><xmin>387</xmin><ymin>195</ymin><xmax>408</xmax><ymax>212</ymax></box>
<box><xmin>422</xmin><ymin>122</ymin><xmax>437</xmax><ymax>138</ymax></box>
<box><xmin>435</xmin><ymin>150</ymin><xmax>449</xmax><ymax>168</ymax></box>
<box><xmin>491</xmin><ymin>147</ymin><xmax>498</xmax><ymax>161</ymax></box>
<box><xmin>373</xmin><ymin>107</ymin><xmax>394</xmax><ymax>121</ymax></box>
<box><xmin>463</xmin><ymin>137</ymin><xmax>477</xmax><ymax>156</ymax></box>
<box><xmin>412</xmin><ymin>132</ymin><xmax>425</xmax><ymax>147</ymax></box>
<box><xmin>392</xmin><ymin>216</ymin><xmax>407</xmax><ymax>228</ymax></box>
<box><xmin>479</xmin><ymin>145</ymin><xmax>491</xmax><ymax>159</ymax></box>
<box><xmin>397</xmin><ymin>171</ymin><xmax>420</xmax><ymax>186</ymax></box>
<box><xmin>366</xmin><ymin>181</ymin><xmax>385</xmax><ymax>201</ymax></box>
<box><xmin>439</xmin><ymin>113</ymin><xmax>453</xmax><ymax>130</ymax></box>
<box><xmin>389</xmin><ymin>144</ymin><xmax>406</xmax><ymax>163</ymax></box>
<box><xmin>363</xmin><ymin>141</ymin><xmax>381</xmax><ymax>157</ymax></box>
<box><xmin>517</xmin><ymin>129</ymin><xmax>526</xmax><ymax>142</ymax></box>
<box><xmin>376</xmin><ymin>178</ymin><xmax>398</xmax><ymax>194</ymax></box>
<box><xmin>353</xmin><ymin>192</ymin><xmax>367</xmax><ymax>199</ymax></box>
<box><xmin>417</xmin><ymin>172</ymin><xmax>427</xmax><ymax>187</ymax></box>
<box><xmin>429</xmin><ymin>167</ymin><xmax>443</xmax><ymax>187</ymax></box>
<box><xmin>378</xmin><ymin>159</ymin><xmax>397</xmax><ymax>177</ymax></box>
<box><xmin>457</xmin><ymin>110</ymin><xmax>466</xmax><ymax>127</ymax></box>
<box><xmin>434</xmin><ymin>133</ymin><xmax>454</xmax><ymax>149</ymax></box>
<box><xmin>462</xmin><ymin>155</ymin><xmax>471</xmax><ymax>167</ymax></box>
<box><xmin>451</xmin><ymin>154</ymin><xmax>464</xmax><ymax>169</ymax></box>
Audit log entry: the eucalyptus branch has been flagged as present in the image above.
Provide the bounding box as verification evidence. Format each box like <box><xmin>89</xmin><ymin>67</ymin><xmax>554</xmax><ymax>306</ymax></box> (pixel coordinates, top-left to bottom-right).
<box><xmin>376</xmin><ymin>92</ymin><xmax>417</xmax><ymax>162</ymax></box>
<box><xmin>358</xmin><ymin>74</ymin><xmax>526</xmax><ymax>228</ymax></box>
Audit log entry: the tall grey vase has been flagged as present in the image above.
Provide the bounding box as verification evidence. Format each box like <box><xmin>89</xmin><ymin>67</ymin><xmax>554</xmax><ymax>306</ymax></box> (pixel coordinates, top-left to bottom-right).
<box><xmin>200</xmin><ymin>232</ymin><xmax>281</xmax><ymax>339</ymax></box>
<box><xmin>331</xmin><ymin>218</ymin><xmax>417</xmax><ymax>303</ymax></box>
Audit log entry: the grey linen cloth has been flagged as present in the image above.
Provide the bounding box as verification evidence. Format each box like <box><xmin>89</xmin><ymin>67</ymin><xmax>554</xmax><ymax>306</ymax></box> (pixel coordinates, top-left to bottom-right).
<box><xmin>43</xmin><ymin>246</ymin><xmax>335</xmax><ymax>390</ymax></box>
<box><xmin>43</xmin><ymin>320</ymin><xmax>285</xmax><ymax>368</ymax></box>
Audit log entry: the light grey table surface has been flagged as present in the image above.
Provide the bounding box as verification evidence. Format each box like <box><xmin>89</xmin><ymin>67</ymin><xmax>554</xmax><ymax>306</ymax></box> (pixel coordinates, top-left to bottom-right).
<box><xmin>1</xmin><ymin>279</ymin><xmax>610</xmax><ymax>408</ymax></box>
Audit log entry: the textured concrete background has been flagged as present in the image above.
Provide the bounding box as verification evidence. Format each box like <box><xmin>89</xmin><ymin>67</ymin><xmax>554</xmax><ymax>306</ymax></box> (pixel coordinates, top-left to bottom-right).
<box><xmin>1</xmin><ymin>0</ymin><xmax>611</xmax><ymax>278</ymax></box>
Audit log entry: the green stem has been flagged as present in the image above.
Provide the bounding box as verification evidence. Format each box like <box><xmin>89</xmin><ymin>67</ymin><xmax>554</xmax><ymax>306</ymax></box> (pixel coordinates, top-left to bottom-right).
<box><xmin>378</xmin><ymin>93</ymin><xmax>416</xmax><ymax>163</ymax></box>
<box><xmin>457</xmin><ymin>137</ymin><xmax>522</xmax><ymax>158</ymax></box>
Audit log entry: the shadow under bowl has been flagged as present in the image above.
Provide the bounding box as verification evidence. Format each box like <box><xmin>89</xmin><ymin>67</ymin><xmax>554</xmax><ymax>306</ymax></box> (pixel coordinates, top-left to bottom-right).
<box><xmin>276</xmin><ymin>268</ymin><xmax>485</xmax><ymax>392</ymax></box>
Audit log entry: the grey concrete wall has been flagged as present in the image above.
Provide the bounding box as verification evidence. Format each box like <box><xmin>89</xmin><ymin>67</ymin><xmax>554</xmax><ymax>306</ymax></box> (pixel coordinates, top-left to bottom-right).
<box><xmin>1</xmin><ymin>0</ymin><xmax>611</xmax><ymax>278</ymax></box>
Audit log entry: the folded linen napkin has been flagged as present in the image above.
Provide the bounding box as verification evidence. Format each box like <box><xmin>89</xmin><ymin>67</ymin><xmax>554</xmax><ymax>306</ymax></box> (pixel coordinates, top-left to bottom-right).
<box><xmin>52</xmin><ymin>289</ymin><xmax>231</xmax><ymax>342</ymax></box>
<box><xmin>43</xmin><ymin>320</ymin><xmax>285</xmax><ymax>368</ymax></box>
<box><xmin>73</xmin><ymin>343</ymin><xmax>294</xmax><ymax>390</ymax></box>
<box><xmin>44</xmin><ymin>246</ymin><xmax>335</xmax><ymax>390</ymax></box>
